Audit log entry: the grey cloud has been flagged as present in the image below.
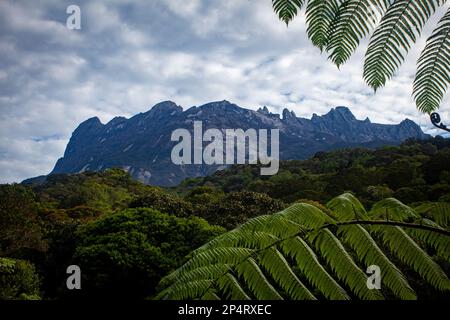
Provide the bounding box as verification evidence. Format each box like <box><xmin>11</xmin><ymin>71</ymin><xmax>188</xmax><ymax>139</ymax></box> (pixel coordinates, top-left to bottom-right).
<box><xmin>0</xmin><ymin>0</ymin><xmax>448</xmax><ymax>183</ymax></box>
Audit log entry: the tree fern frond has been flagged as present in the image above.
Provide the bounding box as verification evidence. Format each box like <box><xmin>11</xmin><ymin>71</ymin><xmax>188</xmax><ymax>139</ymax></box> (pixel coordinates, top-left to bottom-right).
<box><xmin>202</xmin><ymin>290</ymin><xmax>221</xmax><ymax>300</ymax></box>
<box><xmin>306</xmin><ymin>0</ymin><xmax>344</xmax><ymax>51</ymax></box>
<box><xmin>371</xmin><ymin>225</ymin><xmax>450</xmax><ymax>291</ymax></box>
<box><xmin>163</xmin><ymin>247</ymin><xmax>254</xmax><ymax>284</ymax></box>
<box><xmin>238</xmin><ymin>213</ymin><xmax>303</xmax><ymax>238</ymax></box>
<box><xmin>404</xmin><ymin>215</ymin><xmax>449</xmax><ymax>261</ymax></box>
<box><xmin>156</xmin><ymin>195</ymin><xmax>450</xmax><ymax>300</ymax></box>
<box><xmin>369</xmin><ymin>198</ymin><xmax>419</xmax><ymax>222</ymax></box>
<box><xmin>282</xmin><ymin>202</ymin><xmax>335</xmax><ymax>228</ymax></box>
<box><xmin>414</xmin><ymin>7</ymin><xmax>450</xmax><ymax>113</ymax></box>
<box><xmin>157</xmin><ymin>279</ymin><xmax>214</xmax><ymax>300</ymax></box>
<box><xmin>337</xmin><ymin>225</ymin><xmax>417</xmax><ymax>299</ymax></box>
<box><xmin>407</xmin><ymin>227</ymin><xmax>450</xmax><ymax>261</ymax></box>
<box><xmin>364</xmin><ymin>0</ymin><xmax>446</xmax><ymax>91</ymax></box>
<box><xmin>310</xmin><ymin>228</ymin><xmax>384</xmax><ymax>299</ymax></box>
<box><xmin>280</xmin><ymin>236</ymin><xmax>350</xmax><ymax>300</ymax></box>
<box><xmin>203</xmin><ymin>229</ymin><xmax>280</xmax><ymax>250</ymax></box>
<box><xmin>326</xmin><ymin>192</ymin><xmax>368</xmax><ymax>221</ymax></box>
<box><xmin>164</xmin><ymin>264</ymin><xmax>231</xmax><ymax>292</ymax></box>
<box><xmin>235</xmin><ymin>258</ymin><xmax>284</xmax><ymax>300</ymax></box>
<box><xmin>327</xmin><ymin>0</ymin><xmax>390</xmax><ymax>66</ymax></box>
<box><xmin>272</xmin><ymin>0</ymin><xmax>305</xmax><ymax>25</ymax></box>
<box><xmin>217</xmin><ymin>273</ymin><xmax>251</xmax><ymax>300</ymax></box>
<box><xmin>259</xmin><ymin>247</ymin><xmax>316</xmax><ymax>299</ymax></box>
<box><xmin>414</xmin><ymin>202</ymin><xmax>450</xmax><ymax>228</ymax></box>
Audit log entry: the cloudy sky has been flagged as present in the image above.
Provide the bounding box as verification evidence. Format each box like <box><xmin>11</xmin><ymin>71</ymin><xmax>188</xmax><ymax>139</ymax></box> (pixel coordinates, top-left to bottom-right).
<box><xmin>0</xmin><ymin>0</ymin><xmax>449</xmax><ymax>183</ymax></box>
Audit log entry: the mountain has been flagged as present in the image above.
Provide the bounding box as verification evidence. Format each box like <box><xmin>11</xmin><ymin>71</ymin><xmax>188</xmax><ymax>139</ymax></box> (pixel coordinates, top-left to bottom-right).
<box><xmin>35</xmin><ymin>100</ymin><xmax>430</xmax><ymax>186</ymax></box>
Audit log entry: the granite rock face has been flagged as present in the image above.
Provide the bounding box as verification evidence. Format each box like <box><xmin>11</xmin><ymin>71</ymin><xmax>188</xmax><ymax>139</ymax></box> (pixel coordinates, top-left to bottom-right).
<box><xmin>48</xmin><ymin>101</ymin><xmax>430</xmax><ymax>186</ymax></box>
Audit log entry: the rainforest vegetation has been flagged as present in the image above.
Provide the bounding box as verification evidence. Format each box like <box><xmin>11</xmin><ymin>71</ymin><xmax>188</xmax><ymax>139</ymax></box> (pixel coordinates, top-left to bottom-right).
<box><xmin>0</xmin><ymin>137</ymin><xmax>449</xmax><ymax>300</ymax></box>
<box><xmin>2</xmin><ymin>0</ymin><xmax>449</xmax><ymax>302</ymax></box>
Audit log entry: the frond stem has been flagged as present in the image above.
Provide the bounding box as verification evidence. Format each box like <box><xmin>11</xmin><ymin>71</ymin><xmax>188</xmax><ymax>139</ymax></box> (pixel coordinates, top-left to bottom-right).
<box><xmin>320</xmin><ymin>220</ymin><xmax>450</xmax><ymax>236</ymax></box>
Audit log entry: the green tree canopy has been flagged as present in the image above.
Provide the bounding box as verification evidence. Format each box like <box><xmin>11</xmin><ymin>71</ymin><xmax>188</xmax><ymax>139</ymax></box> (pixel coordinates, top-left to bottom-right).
<box><xmin>74</xmin><ymin>208</ymin><xmax>224</xmax><ymax>298</ymax></box>
<box><xmin>0</xmin><ymin>257</ymin><xmax>41</xmax><ymax>300</ymax></box>
<box><xmin>0</xmin><ymin>185</ymin><xmax>46</xmax><ymax>256</ymax></box>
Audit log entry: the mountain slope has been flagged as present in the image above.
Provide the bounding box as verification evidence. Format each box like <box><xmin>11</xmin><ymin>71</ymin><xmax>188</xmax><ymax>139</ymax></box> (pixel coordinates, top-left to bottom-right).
<box><xmin>48</xmin><ymin>100</ymin><xmax>430</xmax><ymax>186</ymax></box>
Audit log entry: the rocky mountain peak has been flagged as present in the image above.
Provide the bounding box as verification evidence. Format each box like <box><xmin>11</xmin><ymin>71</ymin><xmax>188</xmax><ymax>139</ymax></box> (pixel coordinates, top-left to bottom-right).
<box><xmin>257</xmin><ymin>106</ymin><xmax>270</xmax><ymax>115</ymax></box>
<box><xmin>400</xmin><ymin>118</ymin><xmax>416</xmax><ymax>126</ymax></box>
<box><xmin>107</xmin><ymin>116</ymin><xmax>127</xmax><ymax>126</ymax></box>
<box><xmin>200</xmin><ymin>100</ymin><xmax>235</xmax><ymax>110</ymax></box>
<box><xmin>74</xmin><ymin>117</ymin><xmax>103</xmax><ymax>133</ymax></box>
<box><xmin>147</xmin><ymin>101</ymin><xmax>182</xmax><ymax>115</ymax></box>
<box><xmin>50</xmin><ymin>100</ymin><xmax>431</xmax><ymax>186</ymax></box>
<box><xmin>282</xmin><ymin>108</ymin><xmax>297</xmax><ymax>121</ymax></box>
<box><xmin>325</xmin><ymin>106</ymin><xmax>356</xmax><ymax>121</ymax></box>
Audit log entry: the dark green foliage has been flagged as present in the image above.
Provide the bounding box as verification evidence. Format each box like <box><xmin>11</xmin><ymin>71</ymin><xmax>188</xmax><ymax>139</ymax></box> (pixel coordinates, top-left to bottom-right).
<box><xmin>414</xmin><ymin>7</ymin><xmax>450</xmax><ymax>113</ymax></box>
<box><xmin>0</xmin><ymin>184</ymin><xmax>46</xmax><ymax>256</ymax></box>
<box><xmin>73</xmin><ymin>208</ymin><xmax>224</xmax><ymax>298</ymax></box>
<box><xmin>1</xmin><ymin>169</ymin><xmax>225</xmax><ymax>299</ymax></box>
<box><xmin>129</xmin><ymin>188</ymin><xmax>194</xmax><ymax>217</ymax></box>
<box><xmin>394</xmin><ymin>187</ymin><xmax>428</xmax><ymax>204</ymax></box>
<box><xmin>423</xmin><ymin>149</ymin><xmax>450</xmax><ymax>184</ymax></box>
<box><xmin>179</xmin><ymin>138</ymin><xmax>450</xmax><ymax>208</ymax></box>
<box><xmin>184</xmin><ymin>186</ymin><xmax>224</xmax><ymax>207</ymax></box>
<box><xmin>33</xmin><ymin>168</ymin><xmax>150</xmax><ymax>211</ymax></box>
<box><xmin>193</xmin><ymin>190</ymin><xmax>286</xmax><ymax>230</ymax></box>
<box><xmin>0</xmin><ymin>257</ymin><xmax>41</xmax><ymax>300</ymax></box>
<box><xmin>0</xmin><ymin>139</ymin><xmax>448</xmax><ymax>300</ymax></box>
<box><xmin>272</xmin><ymin>0</ymin><xmax>305</xmax><ymax>25</ymax></box>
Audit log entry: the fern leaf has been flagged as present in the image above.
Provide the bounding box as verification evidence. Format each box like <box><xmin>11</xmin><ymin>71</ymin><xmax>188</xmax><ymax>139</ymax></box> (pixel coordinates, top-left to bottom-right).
<box><xmin>202</xmin><ymin>290</ymin><xmax>221</xmax><ymax>300</ymax></box>
<box><xmin>282</xmin><ymin>202</ymin><xmax>335</xmax><ymax>228</ymax></box>
<box><xmin>337</xmin><ymin>225</ymin><xmax>417</xmax><ymax>299</ymax></box>
<box><xmin>310</xmin><ymin>228</ymin><xmax>384</xmax><ymax>300</ymax></box>
<box><xmin>414</xmin><ymin>202</ymin><xmax>450</xmax><ymax>228</ymax></box>
<box><xmin>259</xmin><ymin>247</ymin><xmax>316</xmax><ymax>299</ymax></box>
<box><xmin>217</xmin><ymin>273</ymin><xmax>252</xmax><ymax>300</ymax></box>
<box><xmin>369</xmin><ymin>198</ymin><xmax>419</xmax><ymax>222</ymax></box>
<box><xmin>405</xmin><ymin>214</ymin><xmax>449</xmax><ymax>261</ymax></box>
<box><xmin>163</xmin><ymin>247</ymin><xmax>254</xmax><ymax>285</ymax></box>
<box><xmin>238</xmin><ymin>213</ymin><xmax>302</xmax><ymax>238</ymax></box>
<box><xmin>327</xmin><ymin>0</ymin><xmax>390</xmax><ymax>66</ymax></box>
<box><xmin>272</xmin><ymin>0</ymin><xmax>305</xmax><ymax>25</ymax></box>
<box><xmin>157</xmin><ymin>279</ymin><xmax>213</xmax><ymax>300</ymax></box>
<box><xmin>414</xmin><ymin>7</ymin><xmax>450</xmax><ymax>113</ymax></box>
<box><xmin>371</xmin><ymin>225</ymin><xmax>450</xmax><ymax>291</ymax></box>
<box><xmin>327</xmin><ymin>192</ymin><xmax>368</xmax><ymax>221</ymax></box>
<box><xmin>280</xmin><ymin>236</ymin><xmax>350</xmax><ymax>300</ymax></box>
<box><xmin>204</xmin><ymin>229</ymin><xmax>280</xmax><ymax>250</ymax></box>
<box><xmin>235</xmin><ymin>258</ymin><xmax>284</xmax><ymax>300</ymax></box>
<box><xmin>364</xmin><ymin>0</ymin><xmax>446</xmax><ymax>91</ymax></box>
<box><xmin>156</xmin><ymin>195</ymin><xmax>450</xmax><ymax>300</ymax></box>
<box><xmin>306</xmin><ymin>0</ymin><xmax>344</xmax><ymax>51</ymax></box>
<box><xmin>407</xmin><ymin>227</ymin><xmax>450</xmax><ymax>261</ymax></box>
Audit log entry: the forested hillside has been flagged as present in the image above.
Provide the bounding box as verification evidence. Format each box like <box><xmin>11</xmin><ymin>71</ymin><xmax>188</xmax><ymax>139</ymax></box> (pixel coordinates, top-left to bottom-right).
<box><xmin>1</xmin><ymin>137</ymin><xmax>449</xmax><ymax>300</ymax></box>
<box><xmin>177</xmin><ymin>137</ymin><xmax>450</xmax><ymax>207</ymax></box>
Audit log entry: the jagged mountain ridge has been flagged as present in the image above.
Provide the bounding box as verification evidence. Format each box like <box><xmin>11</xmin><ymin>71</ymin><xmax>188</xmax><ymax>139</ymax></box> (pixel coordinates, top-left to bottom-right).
<box><xmin>46</xmin><ymin>100</ymin><xmax>429</xmax><ymax>186</ymax></box>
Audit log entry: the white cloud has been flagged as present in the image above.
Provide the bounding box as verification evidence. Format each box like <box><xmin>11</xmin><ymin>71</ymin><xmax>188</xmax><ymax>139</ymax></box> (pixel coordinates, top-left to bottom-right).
<box><xmin>0</xmin><ymin>0</ymin><xmax>449</xmax><ymax>183</ymax></box>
